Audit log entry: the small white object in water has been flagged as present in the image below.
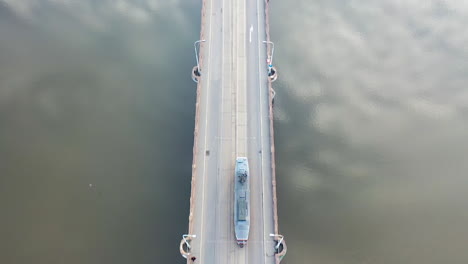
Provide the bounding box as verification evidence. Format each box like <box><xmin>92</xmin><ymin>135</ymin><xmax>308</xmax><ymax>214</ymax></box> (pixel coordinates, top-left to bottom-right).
<box><xmin>89</xmin><ymin>183</ymin><xmax>93</xmax><ymax>187</ymax></box>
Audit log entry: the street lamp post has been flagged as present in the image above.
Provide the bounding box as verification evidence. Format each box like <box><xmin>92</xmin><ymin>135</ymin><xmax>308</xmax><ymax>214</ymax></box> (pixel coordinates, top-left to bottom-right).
<box><xmin>263</xmin><ymin>41</ymin><xmax>275</xmax><ymax>75</ymax></box>
<box><xmin>269</xmin><ymin>233</ymin><xmax>284</xmax><ymax>250</ymax></box>
<box><xmin>194</xmin><ymin>40</ymin><xmax>206</xmax><ymax>75</ymax></box>
<box><xmin>182</xmin><ymin>234</ymin><xmax>197</xmax><ymax>249</ymax></box>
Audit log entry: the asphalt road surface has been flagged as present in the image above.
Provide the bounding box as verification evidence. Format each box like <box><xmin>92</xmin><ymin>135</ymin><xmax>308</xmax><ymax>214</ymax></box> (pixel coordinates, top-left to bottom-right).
<box><xmin>188</xmin><ymin>0</ymin><xmax>277</xmax><ymax>263</ymax></box>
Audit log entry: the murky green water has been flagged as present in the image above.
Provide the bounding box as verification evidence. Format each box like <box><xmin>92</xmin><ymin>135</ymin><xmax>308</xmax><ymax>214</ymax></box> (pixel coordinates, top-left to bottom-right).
<box><xmin>271</xmin><ymin>1</ymin><xmax>468</xmax><ymax>263</ymax></box>
<box><xmin>1</xmin><ymin>1</ymin><xmax>468</xmax><ymax>263</ymax></box>
<box><xmin>0</xmin><ymin>1</ymin><xmax>198</xmax><ymax>263</ymax></box>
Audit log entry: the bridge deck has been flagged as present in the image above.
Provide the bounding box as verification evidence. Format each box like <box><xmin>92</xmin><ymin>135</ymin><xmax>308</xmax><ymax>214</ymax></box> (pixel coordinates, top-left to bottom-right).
<box><xmin>182</xmin><ymin>0</ymin><xmax>285</xmax><ymax>263</ymax></box>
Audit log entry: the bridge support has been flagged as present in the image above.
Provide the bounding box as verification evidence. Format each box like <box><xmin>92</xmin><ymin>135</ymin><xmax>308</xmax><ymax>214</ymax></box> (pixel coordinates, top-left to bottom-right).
<box><xmin>270</xmin><ymin>88</ymin><xmax>276</xmax><ymax>102</ymax></box>
<box><xmin>192</xmin><ymin>39</ymin><xmax>205</xmax><ymax>83</ymax></box>
<box><xmin>270</xmin><ymin>234</ymin><xmax>287</xmax><ymax>263</ymax></box>
<box><xmin>192</xmin><ymin>66</ymin><xmax>201</xmax><ymax>83</ymax></box>
<box><xmin>180</xmin><ymin>234</ymin><xmax>196</xmax><ymax>259</ymax></box>
<box><xmin>268</xmin><ymin>66</ymin><xmax>278</xmax><ymax>82</ymax></box>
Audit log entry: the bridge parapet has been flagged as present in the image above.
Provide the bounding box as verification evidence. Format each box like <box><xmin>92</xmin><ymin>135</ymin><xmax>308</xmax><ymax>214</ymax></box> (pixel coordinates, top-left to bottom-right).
<box><xmin>264</xmin><ymin>0</ymin><xmax>285</xmax><ymax>263</ymax></box>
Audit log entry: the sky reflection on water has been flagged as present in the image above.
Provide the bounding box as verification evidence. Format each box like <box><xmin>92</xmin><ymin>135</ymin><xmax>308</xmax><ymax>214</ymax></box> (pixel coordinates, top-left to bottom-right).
<box><xmin>1</xmin><ymin>1</ymin><xmax>198</xmax><ymax>263</ymax></box>
<box><xmin>271</xmin><ymin>1</ymin><xmax>468</xmax><ymax>263</ymax></box>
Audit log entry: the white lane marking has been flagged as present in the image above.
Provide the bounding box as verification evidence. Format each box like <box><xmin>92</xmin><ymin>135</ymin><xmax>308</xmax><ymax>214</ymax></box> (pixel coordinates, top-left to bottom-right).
<box><xmin>200</xmin><ymin>0</ymin><xmax>215</xmax><ymax>260</ymax></box>
<box><xmin>249</xmin><ymin>24</ymin><xmax>253</xmax><ymax>43</ymax></box>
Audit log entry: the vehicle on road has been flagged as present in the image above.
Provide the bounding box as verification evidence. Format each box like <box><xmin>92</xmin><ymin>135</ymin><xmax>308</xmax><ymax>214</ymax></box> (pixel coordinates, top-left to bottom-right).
<box><xmin>234</xmin><ymin>157</ymin><xmax>250</xmax><ymax>247</ymax></box>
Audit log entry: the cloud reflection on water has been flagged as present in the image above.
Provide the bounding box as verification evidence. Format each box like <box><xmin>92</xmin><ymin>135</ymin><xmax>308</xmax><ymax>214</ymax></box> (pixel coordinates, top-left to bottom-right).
<box><xmin>272</xmin><ymin>0</ymin><xmax>468</xmax><ymax>263</ymax></box>
<box><xmin>0</xmin><ymin>1</ymin><xmax>199</xmax><ymax>263</ymax></box>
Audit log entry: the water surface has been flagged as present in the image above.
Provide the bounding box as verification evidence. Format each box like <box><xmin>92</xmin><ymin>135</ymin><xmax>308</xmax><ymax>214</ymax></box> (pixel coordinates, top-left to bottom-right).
<box><xmin>271</xmin><ymin>1</ymin><xmax>468</xmax><ymax>263</ymax></box>
<box><xmin>0</xmin><ymin>1</ymin><xmax>199</xmax><ymax>263</ymax></box>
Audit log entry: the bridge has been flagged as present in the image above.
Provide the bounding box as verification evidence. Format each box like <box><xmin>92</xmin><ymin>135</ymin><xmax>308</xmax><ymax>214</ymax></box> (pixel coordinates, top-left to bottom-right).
<box><xmin>180</xmin><ymin>0</ymin><xmax>286</xmax><ymax>263</ymax></box>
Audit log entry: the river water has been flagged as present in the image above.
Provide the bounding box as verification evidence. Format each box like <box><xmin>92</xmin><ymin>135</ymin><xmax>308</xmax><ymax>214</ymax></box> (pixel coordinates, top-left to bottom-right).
<box><xmin>1</xmin><ymin>1</ymin><xmax>467</xmax><ymax>264</ymax></box>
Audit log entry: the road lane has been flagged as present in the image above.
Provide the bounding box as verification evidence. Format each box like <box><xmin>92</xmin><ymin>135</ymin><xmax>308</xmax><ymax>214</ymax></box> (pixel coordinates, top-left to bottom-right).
<box><xmin>246</xmin><ymin>0</ymin><xmax>277</xmax><ymax>263</ymax></box>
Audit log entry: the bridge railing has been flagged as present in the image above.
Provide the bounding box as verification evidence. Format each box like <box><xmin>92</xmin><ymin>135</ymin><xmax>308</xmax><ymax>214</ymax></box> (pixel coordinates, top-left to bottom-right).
<box><xmin>264</xmin><ymin>0</ymin><xmax>287</xmax><ymax>262</ymax></box>
<box><xmin>184</xmin><ymin>0</ymin><xmax>209</xmax><ymax>262</ymax></box>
